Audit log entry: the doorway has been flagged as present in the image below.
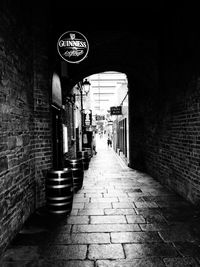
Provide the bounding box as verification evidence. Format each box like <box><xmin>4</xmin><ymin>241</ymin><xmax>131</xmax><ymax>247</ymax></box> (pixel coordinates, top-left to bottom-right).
<box><xmin>52</xmin><ymin>105</ymin><xmax>63</xmax><ymax>169</ymax></box>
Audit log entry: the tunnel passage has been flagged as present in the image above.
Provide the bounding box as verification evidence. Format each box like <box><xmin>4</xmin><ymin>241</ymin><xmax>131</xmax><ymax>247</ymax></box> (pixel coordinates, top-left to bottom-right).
<box><xmin>1</xmin><ymin>2</ymin><xmax>200</xmax><ymax>256</ymax></box>
<box><xmin>51</xmin><ymin>11</ymin><xmax>200</xmax><ymax>205</ymax></box>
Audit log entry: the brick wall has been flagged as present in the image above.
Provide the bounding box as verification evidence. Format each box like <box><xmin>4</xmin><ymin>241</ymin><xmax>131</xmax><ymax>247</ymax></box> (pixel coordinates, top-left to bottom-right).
<box><xmin>145</xmin><ymin>76</ymin><xmax>200</xmax><ymax>204</ymax></box>
<box><xmin>0</xmin><ymin>3</ymin><xmax>52</xmax><ymax>254</ymax></box>
<box><xmin>129</xmin><ymin>74</ymin><xmax>200</xmax><ymax>205</ymax></box>
<box><xmin>0</xmin><ymin>6</ymin><xmax>34</xmax><ymax>253</ymax></box>
<box><xmin>128</xmin><ymin>78</ymin><xmax>147</xmax><ymax>171</ymax></box>
<box><xmin>33</xmin><ymin>14</ymin><xmax>53</xmax><ymax>208</ymax></box>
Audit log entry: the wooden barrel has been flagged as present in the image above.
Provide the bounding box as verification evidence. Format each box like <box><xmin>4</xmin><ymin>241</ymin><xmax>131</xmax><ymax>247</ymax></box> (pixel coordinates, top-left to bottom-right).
<box><xmin>77</xmin><ymin>150</ymin><xmax>88</xmax><ymax>158</ymax></box>
<box><xmin>83</xmin><ymin>148</ymin><xmax>92</xmax><ymax>158</ymax></box>
<box><xmin>77</xmin><ymin>151</ymin><xmax>90</xmax><ymax>170</ymax></box>
<box><xmin>46</xmin><ymin>169</ymin><xmax>73</xmax><ymax>215</ymax></box>
<box><xmin>64</xmin><ymin>158</ymin><xmax>84</xmax><ymax>192</ymax></box>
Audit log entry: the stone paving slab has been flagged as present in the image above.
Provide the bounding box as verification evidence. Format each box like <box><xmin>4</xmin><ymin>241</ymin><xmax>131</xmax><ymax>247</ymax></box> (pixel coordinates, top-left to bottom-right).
<box><xmin>46</xmin><ymin>260</ymin><xmax>95</xmax><ymax>267</ymax></box>
<box><xmin>159</xmin><ymin>228</ymin><xmax>197</xmax><ymax>242</ymax></box>
<box><xmin>73</xmin><ymin>197</ymin><xmax>90</xmax><ymax>203</ymax></box>
<box><xmin>126</xmin><ymin>214</ymin><xmax>146</xmax><ymax>223</ymax></box>
<box><xmin>104</xmin><ymin>208</ymin><xmax>136</xmax><ymax>215</ymax></box>
<box><xmin>139</xmin><ymin>222</ymin><xmax>169</xmax><ymax>231</ymax></box>
<box><xmin>118</xmin><ymin>196</ymin><xmax>144</xmax><ymax>202</ymax></box>
<box><xmin>134</xmin><ymin>201</ymin><xmax>158</xmax><ymax>208</ymax></box>
<box><xmin>163</xmin><ymin>257</ymin><xmax>200</xmax><ymax>267</ymax></box>
<box><xmin>124</xmin><ymin>243</ymin><xmax>178</xmax><ymax>258</ymax></box>
<box><xmin>88</xmin><ymin>244</ymin><xmax>125</xmax><ymax>260</ymax></box>
<box><xmin>173</xmin><ymin>242</ymin><xmax>200</xmax><ymax>257</ymax></box>
<box><xmin>90</xmin><ymin>215</ymin><xmax>127</xmax><ymax>224</ymax></box>
<box><xmin>66</xmin><ymin>215</ymin><xmax>89</xmax><ymax>224</ymax></box>
<box><xmin>84</xmin><ymin>203</ymin><xmax>112</xmax><ymax>209</ymax></box>
<box><xmin>1</xmin><ymin>246</ymin><xmax>39</xmax><ymax>261</ymax></box>
<box><xmin>42</xmin><ymin>245</ymin><xmax>87</xmax><ymax>260</ymax></box>
<box><xmin>72</xmin><ymin>224</ymin><xmax>141</xmax><ymax>233</ymax></box>
<box><xmin>78</xmin><ymin>209</ymin><xmax>105</xmax><ymax>215</ymax></box>
<box><xmin>1</xmin><ymin>259</ymin><xmax>95</xmax><ymax>267</ymax></box>
<box><xmin>111</xmin><ymin>231</ymin><xmax>163</xmax><ymax>243</ymax></box>
<box><xmin>90</xmin><ymin>197</ymin><xmax>119</xmax><ymax>202</ymax></box>
<box><xmin>51</xmin><ymin>232</ymin><xmax>111</xmax><ymax>244</ymax></box>
<box><xmin>72</xmin><ymin>202</ymin><xmax>85</xmax><ymax>209</ymax></box>
<box><xmin>112</xmin><ymin>202</ymin><xmax>135</xmax><ymax>209</ymax></box>
<box><xmin>96</xmin><ymin>258</ymin><xmax>166</xmax><ymax>267</ymax></box>
<box><xmin>127</xmin><ymin>192</ymin><xmax>151</xmax><ymax>197</ymax></box>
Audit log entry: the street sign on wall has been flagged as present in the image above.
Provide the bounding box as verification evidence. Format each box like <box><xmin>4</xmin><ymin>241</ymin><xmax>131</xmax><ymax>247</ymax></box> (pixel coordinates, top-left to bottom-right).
<box><xmin>95</xmin><ymin>115</ymin><xmax>105</xmax><ymax>121</ymax></box>
<box><xmin>110</xmin><ymin>106</ymin><xmax>122</xmax><ymax>115</ymax></box>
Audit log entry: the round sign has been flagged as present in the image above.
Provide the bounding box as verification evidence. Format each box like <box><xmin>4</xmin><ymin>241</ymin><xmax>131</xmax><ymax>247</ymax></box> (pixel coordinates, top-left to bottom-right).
<box><xmin>57</xmin><ymin>31</ymin><xmax>89</xmax><ymax>64</ymax></box>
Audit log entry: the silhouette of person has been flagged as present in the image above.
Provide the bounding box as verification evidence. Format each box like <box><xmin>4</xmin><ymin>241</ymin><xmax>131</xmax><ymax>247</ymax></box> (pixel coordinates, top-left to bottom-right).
<box><xmin>107</xmin><ymin>136</ymin><xmax>112</xmax><ymax>148</ymax></box>
<box><xmin>92</xmin><ymin>134</ymin><xmax>97</xmax><ymax>155</ymax></box>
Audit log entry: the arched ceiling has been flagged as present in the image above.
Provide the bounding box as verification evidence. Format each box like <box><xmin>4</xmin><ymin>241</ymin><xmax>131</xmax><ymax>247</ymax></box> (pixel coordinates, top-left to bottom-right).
<box><xmin>48</xmin><ymin>8</ymin><xmax>163</xmax><ymax>94</ymax></box>
<box><xmin>57</xmin><ymin>31</ymin><xmax>159</xmax><ymax>91</ymax></box>
<box><xmin>46</xmin><ymin>6</ymin><xmax>200</xmax><ymax>98</ymax></box>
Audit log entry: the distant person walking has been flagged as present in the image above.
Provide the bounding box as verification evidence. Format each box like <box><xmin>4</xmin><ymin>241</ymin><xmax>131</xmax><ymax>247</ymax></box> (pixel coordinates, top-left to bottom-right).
<box><xmin>107</xmin><ymin>136</ymin><xmax>112</xmax><ymax>148</ymax></box>
<box><xmin>92</xmin><ymin>134</ymin><xmax>97</xmax><ymax>155</ymax></box>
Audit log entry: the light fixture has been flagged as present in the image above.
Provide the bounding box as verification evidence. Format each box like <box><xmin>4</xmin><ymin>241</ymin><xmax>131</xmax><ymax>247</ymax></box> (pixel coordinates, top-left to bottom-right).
<box><xmin>82</xmin><ymin>79</ymin><xmax>91</xmax><ymax>95</ymax></box>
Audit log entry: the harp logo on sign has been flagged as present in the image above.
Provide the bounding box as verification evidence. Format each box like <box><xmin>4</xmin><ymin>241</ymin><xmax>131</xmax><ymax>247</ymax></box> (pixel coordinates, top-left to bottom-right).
<box><xmin>57</xmin><ymin>31</ymin><xmax>89</xmax><ymax>64</ymax></box>
<box><xmin>83</xmin><ymin>109</ymin><xmax>92</xmax><ymax>126</ymax></box>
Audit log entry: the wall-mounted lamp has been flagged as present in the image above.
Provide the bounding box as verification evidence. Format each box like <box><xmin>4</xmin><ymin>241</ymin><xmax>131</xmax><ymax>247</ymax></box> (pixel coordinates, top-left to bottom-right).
<box><xmin>76</xmin><ymin>79</ymin><xmax>91</xmax><ymax>150</ymax></box>
<box><xmin>78</xmin><ymin>79</ymin><xmax>91</xmax><ymax>96</ymax></box>
<box><xmin>81</xmin><ymin>79</ymin><xmax>91</xmax><ymax>95</ymax></box>
<box><xmin>76</xmin><ymin>79</ymin><xmax>91</xmax><ymax>111</ymax></box>
<box><xmin>64</xmin><ymin>79</ymin><xmax>91</xmax><ymax>106</ymax></box>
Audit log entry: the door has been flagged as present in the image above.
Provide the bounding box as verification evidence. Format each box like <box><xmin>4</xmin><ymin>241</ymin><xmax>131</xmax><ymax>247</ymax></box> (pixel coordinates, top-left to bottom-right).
<box><xmin>52</xmin><ymin>105</ymin><xmax>63</xmax><ymax>169</ymax></box>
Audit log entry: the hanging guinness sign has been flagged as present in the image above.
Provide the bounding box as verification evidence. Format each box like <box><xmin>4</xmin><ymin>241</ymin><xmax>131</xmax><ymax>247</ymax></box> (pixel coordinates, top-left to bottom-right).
<box><xmin>57</xmin><ymin>31</ymin><xmax>89</xmax><ymax>64</ymax></box>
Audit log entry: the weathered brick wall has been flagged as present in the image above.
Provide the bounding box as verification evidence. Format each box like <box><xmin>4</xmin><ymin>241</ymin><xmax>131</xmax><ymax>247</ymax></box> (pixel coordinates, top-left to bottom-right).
<box><xmin>0</xmin><ymin>6</ymin><xmax>35</xmax><ymax>253</ymax></box>
<box><xmin>144</xmin><ymin>75</ymin><xmax>200</xmax><ymax>204</ymax></box>
<box><xmin>129</xmin><ymin>73</ymin><xmax>200</xmax><ymax>205</ymax></box>
<box><xmin>0</xmin><ymin>3</ymin><xmax>52</xmax><ymax>254</ymax></box>
<box><xmin>33</xmin><ymin>15</ymin><xmax>53</xmax><ymax>208</ymax></box>
<box><xmin>128</xmin><ymin>78</ymin><xmax>147</xmax><ymax>171</ymax></box>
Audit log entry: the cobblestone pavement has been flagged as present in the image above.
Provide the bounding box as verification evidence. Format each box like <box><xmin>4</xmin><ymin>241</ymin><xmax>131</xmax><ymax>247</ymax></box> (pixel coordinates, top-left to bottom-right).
<box><xmin>1</xmin><ymin>138</ymin><xmax>200</xmax><ymax>266</ymax></box>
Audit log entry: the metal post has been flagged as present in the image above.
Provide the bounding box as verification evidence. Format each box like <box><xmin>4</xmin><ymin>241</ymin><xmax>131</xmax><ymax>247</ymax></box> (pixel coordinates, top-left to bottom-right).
<box><xmin>80</xmin><ymin>85</ymin><xmax>84</xmax><ymax>149</ymax></box>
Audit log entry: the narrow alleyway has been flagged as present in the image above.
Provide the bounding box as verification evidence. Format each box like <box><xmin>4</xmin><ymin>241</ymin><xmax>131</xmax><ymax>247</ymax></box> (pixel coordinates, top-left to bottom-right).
<box><xmin>1</xmin><ymin>137</ymin><xmax>200</xmax><ymax>266</ymax></box>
